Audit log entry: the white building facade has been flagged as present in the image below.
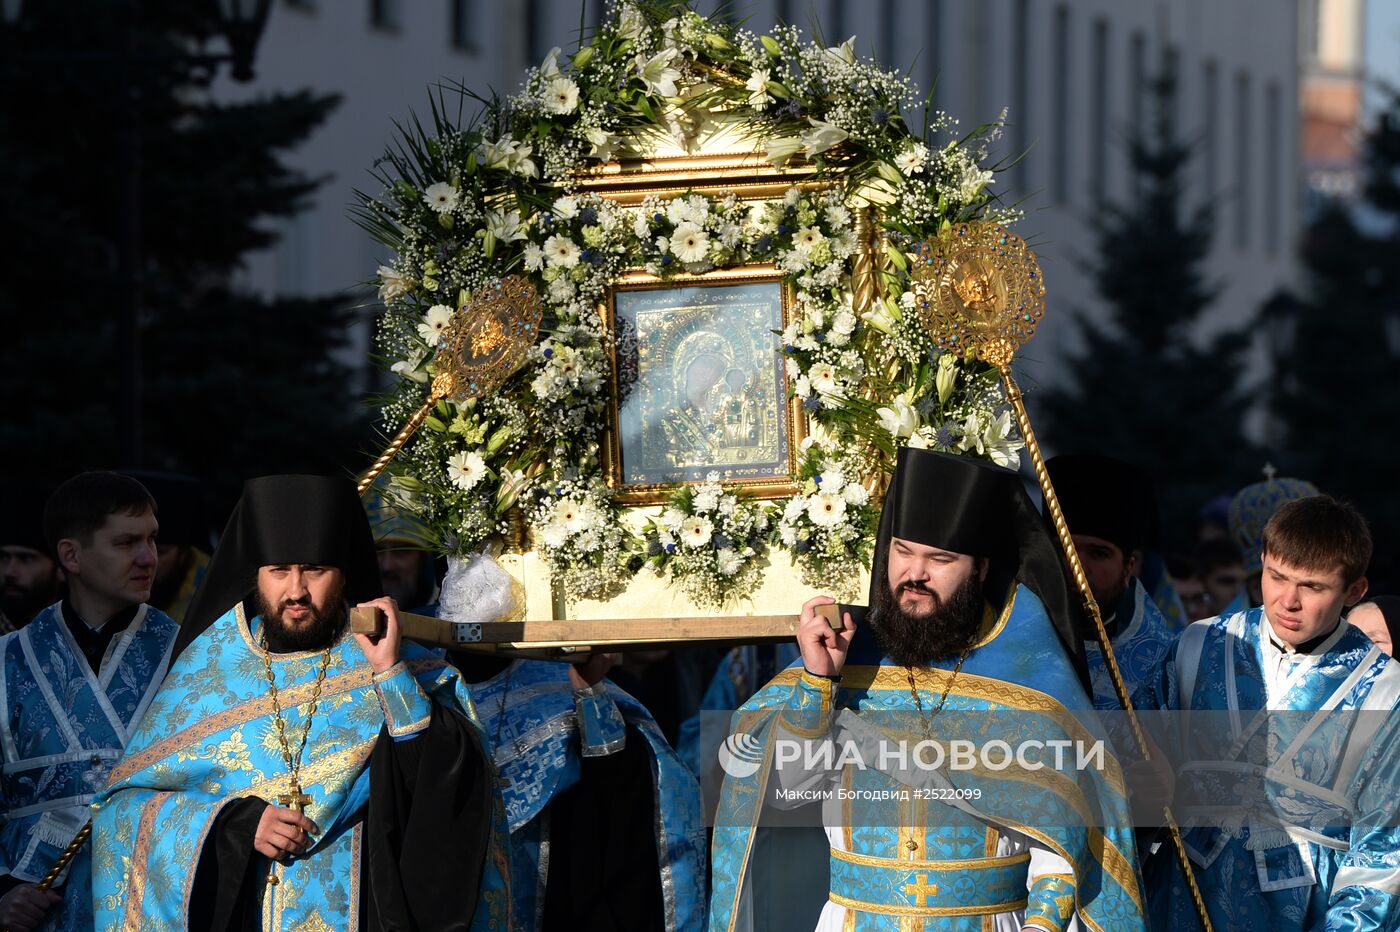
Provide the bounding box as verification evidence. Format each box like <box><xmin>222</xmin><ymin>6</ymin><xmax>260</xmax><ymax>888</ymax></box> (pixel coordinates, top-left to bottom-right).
<box><xmin>220</xmin><ymin>0</ymin><xmax>1299</xmax><ymax>402</ymax></box>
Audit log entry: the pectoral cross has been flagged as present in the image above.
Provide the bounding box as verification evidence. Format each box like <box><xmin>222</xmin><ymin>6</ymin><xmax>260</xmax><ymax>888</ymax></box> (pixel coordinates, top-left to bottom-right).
<box><xmin>903</xmin><ymin>873</ymin><xmax>940</xmax><ymax>907</ymax></box>
<box><xmin>266</xmin><ymin>781</ymin><xmax>314</xmax><ymax>887</ymax></box>
<box><xmin>278</xmin><ymin>780</ymin><xmax>313</xmax><ymax>813</ymax></box>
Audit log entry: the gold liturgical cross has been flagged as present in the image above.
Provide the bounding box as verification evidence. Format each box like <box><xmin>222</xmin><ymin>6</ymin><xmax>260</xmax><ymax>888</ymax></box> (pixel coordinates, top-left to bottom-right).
<box><xmin>278</xmin><ymin>780</ymin><xmax>313</xmax><ymax>813</ymax></box>
<box><xmin>903</xmin><ymin>873</ymin><xmax>940</xmax><ymax>907</ymax></box>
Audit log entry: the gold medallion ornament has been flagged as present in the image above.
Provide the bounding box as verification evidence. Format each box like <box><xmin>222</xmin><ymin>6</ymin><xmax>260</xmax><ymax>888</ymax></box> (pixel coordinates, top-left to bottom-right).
<box><xmin>357</xmin><ymin>276</ymin><xmax>544</xmax><ymax>494</ymax></box>
<box><xmin>909</xmin><ymin>222</ymin><xmax>1045</xmax><ymax>367</ymax></box>
<box><xmin>913</xmin><ymin>219</ymin><xmax>1214</xmax><ymax>932</ymax></box>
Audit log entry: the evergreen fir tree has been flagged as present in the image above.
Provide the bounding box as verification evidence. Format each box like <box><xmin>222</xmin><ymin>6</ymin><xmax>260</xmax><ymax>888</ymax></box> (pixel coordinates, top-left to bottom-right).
<box><xmin>1270</xmin><ymin>88</ymin><xmax>1400</xmax><ymax>587</ymax></box>
<box><xmin>0</xmin><ymin>0</ymin><xmax>368</xmax><ymax>506</ymax></box>
<box><xmin>1036</xmin><ymin>67</ymin><xmax>1257</xmax><ymax>547</ymax></box>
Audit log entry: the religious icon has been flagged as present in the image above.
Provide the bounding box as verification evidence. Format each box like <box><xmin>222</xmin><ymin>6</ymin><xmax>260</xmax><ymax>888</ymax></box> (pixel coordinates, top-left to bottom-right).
<box><xmin>604</xmin><ymin>270</ymin><xmax>803</xmax><ymax>503</ymax></box>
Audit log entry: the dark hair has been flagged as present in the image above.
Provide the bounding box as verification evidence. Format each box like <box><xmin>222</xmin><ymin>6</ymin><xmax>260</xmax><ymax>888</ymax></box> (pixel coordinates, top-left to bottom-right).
<box><xmin>1261</xmin><ymin>495</ymin><xmax>1371</xmax><ymax>584</ymax></box>
<box><xmin>42</xmin><ymin>472</ymin><xmax>156</xmax><ymax>552</ymax></box>
<box><xmin>1194</xmin><ymin>538</ymin><xmax>1244</xmax><ymax>576</ymax></box>
<box><xmin>1165</xmin><ymin>553</ymin><xmax>1198</xmax><ymax>582</ymax></box>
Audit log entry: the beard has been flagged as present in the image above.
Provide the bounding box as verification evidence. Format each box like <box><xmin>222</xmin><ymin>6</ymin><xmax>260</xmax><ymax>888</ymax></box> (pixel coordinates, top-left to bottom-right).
<box><xmin>252</xmin><ymin>586</ymin><xmax>347</xmax><ymax>653</ymax></box>
<box><xmin>868</xmin><ymin>570</ymin><xmax>985</xmax><ymax>668</ymax></box>
<box><xmin>1</xmin><ymin>575</ymin><xmax>61</xmax><ymax>625</ymax></box>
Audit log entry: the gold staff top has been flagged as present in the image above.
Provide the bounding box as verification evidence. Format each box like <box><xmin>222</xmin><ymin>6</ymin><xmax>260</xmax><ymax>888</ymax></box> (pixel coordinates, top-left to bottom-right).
<box><xmin>359</xmin><ymin>275</ymin><xmax>543</xmax><ymax>495</ymax></box>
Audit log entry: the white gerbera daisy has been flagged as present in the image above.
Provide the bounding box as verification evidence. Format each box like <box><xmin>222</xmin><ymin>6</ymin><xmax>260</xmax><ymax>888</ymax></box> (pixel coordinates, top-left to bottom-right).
<box><xmin>543</xmin><ymin>76</ymin><xmax>578</xmax><ymax>114</ymax></box>
<box><xmin>670</xmin><ymin>222</ymin><xmax>710</xmax><ymax>263</ymax></box>
<box><xmin>894</xmin><ymin>142</ymin><xmax>930</xmax><ymax>176</ymax></box>
<box><xmin>446</xmin><ymin>451</ymin><xmax>488</xmax><ymax>492</ymax></box>
<box><xmin>417</xmin><ymin>304</ymin><xmax>454</xmax><ymax>346</ymax></box>
<box><xmin>551</xmin><ymin>499</ymin><xmax>588</xmax><ymax>534</ymax></box>
<box><xmin>793</xmin><ymin>226</ymin><xmax>826</xmax><ymax>253</ymax></box>
<box><xmin>423</xmin><ymin>182</ymin><xmax>459</xmax><ymax>214</ymax></box>
<box><xmin>680</xmin><ymin>516</ymin><xmax>714</xmax><ymax>548</ymax></box>
<box><xmin>543</xmin><ymin>235</ymin><xmax>581</xmax><ymax>268</ymax></box>
<box><xmin>806</xmin><ymin>492</ymin><xmax>847</xmax><ymax>528</ymax></box>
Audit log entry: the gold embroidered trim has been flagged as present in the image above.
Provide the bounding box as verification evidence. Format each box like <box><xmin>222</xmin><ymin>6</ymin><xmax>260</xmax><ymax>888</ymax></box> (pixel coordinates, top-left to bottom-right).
<box><xmin>832</xmin><ymin>848</ymin><xmax>1030</xmax><ymax>871</ymax></box>
<box><xmin>121</xmin><ymin>791</ymin><xmax>170</xmax><ymax>928</ymax></box>
<box><xmin>827</xmin><ymin>891</ymin><xmax>1027</xmax><ymax>917</ymax></box>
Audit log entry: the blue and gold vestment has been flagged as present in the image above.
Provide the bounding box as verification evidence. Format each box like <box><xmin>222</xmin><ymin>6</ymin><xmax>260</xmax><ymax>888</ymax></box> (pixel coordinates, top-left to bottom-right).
<box><xmin>709</xmin><ymin>585</ymin><xmax>1147</xmax><ymax>932</ymax></box>
<box><xmin>90</xmin><ymin>605</ymin><xmax>511</xmax><ymax>931</ymax></box>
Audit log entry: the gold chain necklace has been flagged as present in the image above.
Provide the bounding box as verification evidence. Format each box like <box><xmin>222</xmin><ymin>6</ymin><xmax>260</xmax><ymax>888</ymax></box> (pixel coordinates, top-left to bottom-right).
<box><xmin>901</xmin><ymin>647</ymin><xmax>971</xmax><ymax>855</ymax></box>
<box><xmin>905</xmin><ymin>646</ymin><xmax>971</xmax><ymax>738</ymax></box>
<box><xmin>259</xmin><ymin>629</ymin><xmax>333</xmax><ymax>885</ymax></box>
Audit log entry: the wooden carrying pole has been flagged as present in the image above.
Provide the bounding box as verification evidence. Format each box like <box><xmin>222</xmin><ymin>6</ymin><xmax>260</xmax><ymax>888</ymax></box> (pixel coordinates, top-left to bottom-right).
<box><xmin>349</xmin><ymin>604</ymin><xmax>842</xmax><ymax>657</ymax></box>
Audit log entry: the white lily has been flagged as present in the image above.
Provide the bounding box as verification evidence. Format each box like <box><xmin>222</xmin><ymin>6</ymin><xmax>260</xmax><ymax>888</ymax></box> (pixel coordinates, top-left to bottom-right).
<box><xmin>800</xmin><ymin>118</ymin><xmax>849</xmax><ymax>157</ymax></box>
<box><xmin>585</xmin><ymin>126</ymin><xmax>621</xmax><ymax>162</ymax></box>
<box><xmin>765</xmin><ymin>135</ymin><xmax>803</xmax><ymax>165</ymax></box>
<box><xmin>617</xmin><ymin>4</ymin><xmax>646</xmax><ymax>40</ymax></box>
<box><xmin>821</xmin><ymin>35</ymin><xmax>856</xmax><ymax>68</ymax></box>
<box><xmin>935</xmin><ymin>352</ymin><xmax>957</xmax><ymax>404</ymax></box>
<box><xmin>539</xmin><ymin>46</ymin><xmax>562</xmax><ymax>78</ymax></box>
<box><xmin>745</xmin><ymin>68</ymin><xmax>773</xmax><ymax>110</ymax></box>
<box><xmin>876</xmin><ymin>397</ymin><xmax>920</xmax><ymax>439</ymax></box>
<box><xmin>376</xmin><ymin>265</ymin><xmax>414</xmax><ymax>303</ymax></box>
<box><xmin>389</xmin><ymin>360</ymin><xmax>429</xmax><ymax>384</ymax></box>
<box><xmin>636</xmin><ymin>47</ymin><xmax>681</xmax><ymax>98</ymax></box>
<box><xmin>485</xmin><ymin>209</ymin><xmax>526</xmax><ymax>243</ymax></box>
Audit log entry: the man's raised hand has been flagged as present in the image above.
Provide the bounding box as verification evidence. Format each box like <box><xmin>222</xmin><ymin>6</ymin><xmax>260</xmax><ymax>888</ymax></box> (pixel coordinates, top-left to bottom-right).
<box><xmin>796</xmin><ymin>595</ymin><xmax>855</xmax><ymax>678</ymax></box>
<box><xmin>353</xmin><ymin>596</ymin><xmax>402</xmax><ymax>674</ymax></box>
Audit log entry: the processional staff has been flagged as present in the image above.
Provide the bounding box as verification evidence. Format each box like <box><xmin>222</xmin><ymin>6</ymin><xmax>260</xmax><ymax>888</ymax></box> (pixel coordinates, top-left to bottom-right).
<box><xmin>906</xmin><ymin>221</ymin><xmax>1213</xmax><ymax>932</ymax></box>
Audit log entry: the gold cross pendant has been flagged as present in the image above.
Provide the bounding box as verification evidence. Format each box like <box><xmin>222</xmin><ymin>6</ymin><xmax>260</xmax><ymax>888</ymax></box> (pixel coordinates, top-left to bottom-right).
<box><xmin>278</xmin><ymin>780</ymin><xmax>313</xmax><ymax>814</ymax></box>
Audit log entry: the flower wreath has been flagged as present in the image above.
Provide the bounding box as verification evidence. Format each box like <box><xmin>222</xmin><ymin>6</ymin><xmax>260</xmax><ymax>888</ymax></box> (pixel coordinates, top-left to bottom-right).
<box><xmin>359</xmin><ymin>1</ymin><xmax>1025</xmax><ymax>609</ymax></box>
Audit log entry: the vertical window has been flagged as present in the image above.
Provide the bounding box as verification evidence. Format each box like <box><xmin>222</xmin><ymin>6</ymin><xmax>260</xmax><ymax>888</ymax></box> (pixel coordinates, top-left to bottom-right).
<box><xmin>1052</xmin><ymin>5</ymin><xmax>1070</xmax><ymax>204</ymax></box>
<box><xmin>1090</xmin><ymin>18</ymin><xmax>1109</xmax><ymax>204</ymax></box>
<box><xmin>1235</xmin><ymin>71</ymin><xmax>1252</xmax><ymax>250</ymax></box>
<box><xmin>450</xmin><ymin>0</ymin><xmax>475</xmax><ymax>52</ymax></box>
<box><xmin>526</xmin><ymin>0</ymin><xmax>549</xmax><ymax>63</ymax></box>
<box><xmin>1203</xmin><ymin>60</ymin><xmax>1218</xmax><ymax>196</ymax></box>
<box><xmin>828</xmin><ymin>0</ymin><xmax>844</xmax><ymax>43</ymax></box>
<box><xmin>880</xmin><ymin>0</ymin><xmax>896</xmax><ymax>64</ymax></box>
<box><xmin>1265</xmin><ymin>81</ymin><xmax>1280</xmax><ymax>256</ymax></box>
<box><xmin>1129</xmin><ymin>31</ymin><xmax>1146</xmax><ymax>141</ymax></box>
<box><xmin>924</xmin><ymin>0</ymin><xmax>942</xmax><ymax>110</ymax></box>
<box><xmin>1163</xmin><ymin>44</ymin><xmax>1180</xmax><ymax>134</ymax></box>
<box><xmin>370</xmin><ymin>0</ymin><xmax>400</xmax><ymax>31</ymax></box>
<box><xmin>1012</xmin><ymin>0</ymin><xmax>1030</xmax><ymax>192</ymax></box>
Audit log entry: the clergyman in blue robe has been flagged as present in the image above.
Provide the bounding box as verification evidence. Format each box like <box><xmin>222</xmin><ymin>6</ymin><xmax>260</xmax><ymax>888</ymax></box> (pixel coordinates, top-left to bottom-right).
<box><xmin>709</xmin><ymin>449</ymin><xmax>1147</xmax><ymax>932</ymax></box>
<box><xmin>90</xmin><ymin>475</ymin><xmax>510</xmax><ymax>931</ymax></box>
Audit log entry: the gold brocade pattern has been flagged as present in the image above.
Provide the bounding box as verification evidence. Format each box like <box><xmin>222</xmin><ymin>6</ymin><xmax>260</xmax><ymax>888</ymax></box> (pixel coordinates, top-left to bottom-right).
<box><xmin>120</xmin><ymin>791</ymin><xmax>171</xmax><ymax>929</ymax></box>
<box><xmin>826</xmin><ymin>891</ymin><xmax>1028</xmax><ymax>918</ymax></box>
<box><xmin>108</xmin><ymin>659</ymin><xmax>445</xmax><ymax>786</ymax></box>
